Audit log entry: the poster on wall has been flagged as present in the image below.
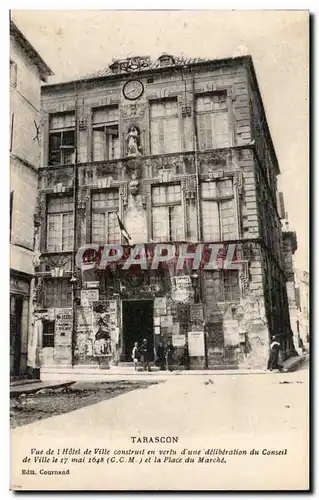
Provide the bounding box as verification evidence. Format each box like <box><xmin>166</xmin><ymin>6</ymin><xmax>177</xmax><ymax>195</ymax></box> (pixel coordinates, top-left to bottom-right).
<box><xmin>154</xmin><ymin>297</ymin><xmax>167</xmax><ymax>315</ymax></box>
<box><xmin>81</xmin><ymin>289</ymin><xmax>99</xmax><ymax>307</ymax></box>
<box><xmin>188</xmin><ymin>331</ymin><xmax>205</xmax><ymax>357</ymax></box>
<box><xmin>55</xmin><ymin>308</ymin><xmax>72</xmax><ymax>345</ymax></box>
<box><xmin>77</xmin><ymin>307</ymin><xmax>93</xmax><ymax>337</ymax></box>
<box><xmin>92</xmin><ymin>301</ymin><xmax>118</xmax><ymax>357</ymax></box>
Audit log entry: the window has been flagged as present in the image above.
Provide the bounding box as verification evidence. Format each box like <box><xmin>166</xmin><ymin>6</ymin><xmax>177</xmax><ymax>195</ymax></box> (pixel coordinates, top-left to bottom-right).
<box><xmin>44</xmin><ymin>279</ymin><xmax>72</xmax><ymax>309</ymax></box>
<box><xmin>196</xmin><ymin>92</ymin><xmax>230</xmax><ymax>150</ymax></box>
<box><xmin>42</xmin><ymin>320</ymin><xmax>55</xmax><ymax>348</ymax></box>
<box><xmin>91</xmin><ymin>190</ymin><xmax>120</xmax><ymax>244</ymax></box>
<box><xmin>204</xmin><ymin>270</ymin><xmax>240</xmax><ymax>302</ymax></box>
<box><xmin>150</xmin><ymin>99</ymin><xmax>180</xmax><ymax>155</ymax></box>
<box><xmin>49</xmin><ymin>113</ymin><xmax>75</xmax><ymax>166</ymax></box>
<box><xmin>47</xmin><ymin>197</ymin><xmax>74</xmax><ymax>252</ymax></box>
<box><xmin>92</xmin><ymin>107</ymin><xmax>119</xmax><ymax>161</ymax></box>
<box><xmin>10</xmin><ymin>60</ymin><xmax>17</xmax><ymax>88</ymax></box>
<box><xmin>151</xmin><ymin>184</ymin><xmax>184</xmax><ymax>242</ymax></box>
<box><xmin>201</xmin><ymin>180</ymin><xmax>237</xmax><ymax>241</ymax></box>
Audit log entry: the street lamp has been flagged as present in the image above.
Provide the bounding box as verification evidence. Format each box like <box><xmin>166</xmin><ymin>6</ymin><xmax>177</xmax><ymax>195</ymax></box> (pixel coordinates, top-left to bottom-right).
<box><xmin>190</xmin><ymin>271</ymin><xmax>200</xmax><ymax>303</ymax></box>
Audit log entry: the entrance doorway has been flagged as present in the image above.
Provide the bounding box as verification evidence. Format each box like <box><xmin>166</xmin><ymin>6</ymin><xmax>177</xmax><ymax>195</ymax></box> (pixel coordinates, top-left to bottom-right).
<box><xmin>122</xmin><ymin>300</ymin><xmax>154</xmax><ymax>362</ymax></box>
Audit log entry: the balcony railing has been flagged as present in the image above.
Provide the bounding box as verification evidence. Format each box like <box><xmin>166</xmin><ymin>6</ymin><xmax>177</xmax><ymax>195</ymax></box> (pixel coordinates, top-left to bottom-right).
<box><xmin>38</xmin><ymin>147</ymin><xmax>243</xmax><ymax>191</ymax></box>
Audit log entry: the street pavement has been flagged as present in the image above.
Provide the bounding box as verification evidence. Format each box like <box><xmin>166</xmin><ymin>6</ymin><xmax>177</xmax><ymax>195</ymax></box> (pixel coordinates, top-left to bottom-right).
<box><xmin>11</xmin><ymin>363</ymin><xmax>309</xmax><ymax>491</ymax></box>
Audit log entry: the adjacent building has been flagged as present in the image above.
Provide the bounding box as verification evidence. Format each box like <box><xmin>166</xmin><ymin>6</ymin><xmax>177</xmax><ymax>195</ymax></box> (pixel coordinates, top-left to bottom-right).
<box><xmin>10</xmin><ymin>20</ymin><xmax>52</xmax><ymax>378</ymax></box>
<box><xmin>34</xmin><ymin>54</ymin><xmax>296</xmax><ymax>376</ymax></box>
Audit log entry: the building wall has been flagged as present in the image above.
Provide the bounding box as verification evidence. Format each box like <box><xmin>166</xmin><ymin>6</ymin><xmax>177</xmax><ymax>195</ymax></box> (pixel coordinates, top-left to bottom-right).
<box><xmin>10</xmin><ymin>28</ymin><xmax>47</xmax><ymax>378</ymax></box>
<box><xmin>246</xmin><ymin>64</ymin><xmax>295</xmax><ymax>354</ymax></box>
<box><xmin>35</xmin><ymin>56</ymin><xmax>294</xmax><ymax>371</ymax></box>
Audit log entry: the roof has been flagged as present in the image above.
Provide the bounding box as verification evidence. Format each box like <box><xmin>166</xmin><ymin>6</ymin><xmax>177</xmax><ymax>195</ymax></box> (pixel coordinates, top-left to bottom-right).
<box><xmin>85</xmin><ymin>54</ymin><xmax>211</xmax><ymax>79</ymax></box>
<box><xmin>10</xmin><ymin>20</ymin><xmax>53</xmax><ymax>82</ymax></box>
<box><xmin>42</xmin><ymin>54</ymin><xmax>247</xmax><ymax>89</ymax></box>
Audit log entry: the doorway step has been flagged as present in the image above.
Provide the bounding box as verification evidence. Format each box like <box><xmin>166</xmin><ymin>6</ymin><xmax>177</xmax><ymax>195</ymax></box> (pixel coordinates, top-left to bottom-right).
<box><xmin>112</xmin><ymin>362</ymin><xmax>161</xmax><ymax>373</ymax></box>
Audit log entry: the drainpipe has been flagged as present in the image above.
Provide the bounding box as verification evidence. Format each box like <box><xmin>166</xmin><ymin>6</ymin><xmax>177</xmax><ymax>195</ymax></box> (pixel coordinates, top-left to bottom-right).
<box><xmin>190</xmin><ymin>68</ymin><xmax>207</xmax><ymax>369</ymax></box>
<box><xmin>191</xmin><ymin>69</ymin><xmax>202</xmax><ymax>242</ymax></box>
<box><xmin>71</xmin><ymin>87</ymin><xmax>79</xmax><ymax>367</ymax></box>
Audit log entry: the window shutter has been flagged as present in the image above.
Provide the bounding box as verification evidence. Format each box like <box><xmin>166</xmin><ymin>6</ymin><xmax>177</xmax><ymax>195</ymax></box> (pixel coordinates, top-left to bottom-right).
<box><xmin>152</xmin><ymin>206</ymin><xmax>169</xmax><ymax>241</ymax></box>
<box><xmin>165</xmin><ymin>117</ymin><xmax>179</xmax><ymax>153</ymax></box>
<box><xmin>213</xmin><ymin>111</ymin><xmax>230</xmax><ymax>148</ymax></box>
<box><xmin>92</xmin><ymin>129</ymin><xmax>105</xmax><ymax>161</ymax></box>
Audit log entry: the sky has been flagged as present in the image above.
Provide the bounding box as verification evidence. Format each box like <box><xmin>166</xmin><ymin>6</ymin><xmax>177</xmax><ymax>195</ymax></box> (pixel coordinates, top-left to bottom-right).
<box><xmin>11</xmin><ymin>9</ymin><xmax>309</xmax><ymax>272</ymax></box>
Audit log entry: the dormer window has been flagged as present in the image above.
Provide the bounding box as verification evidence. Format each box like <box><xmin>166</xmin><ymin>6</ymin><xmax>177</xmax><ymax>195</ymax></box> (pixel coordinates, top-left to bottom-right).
<box><xmin>158</xmin><ymin>54</ymin><xmax>175</xmax><ymax>67</ymax></box>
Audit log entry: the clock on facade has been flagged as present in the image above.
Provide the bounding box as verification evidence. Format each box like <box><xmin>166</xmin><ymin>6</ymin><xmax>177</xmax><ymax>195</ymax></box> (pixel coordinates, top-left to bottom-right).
<box><xmin>122</xmin><ymin>80</ymin><xmax>144</xmax><ymax>100</ymax></box>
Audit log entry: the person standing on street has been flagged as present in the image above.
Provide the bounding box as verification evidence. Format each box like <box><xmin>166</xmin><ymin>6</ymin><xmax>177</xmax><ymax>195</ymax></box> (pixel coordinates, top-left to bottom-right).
<box><xmin>141</xmin><ymin>338</ymin><xmax>151</xmax><ymax>372</ymax></box>
<box><xmin>156</xmin><ymin>340</ymin><xmax>166</xmax><ymax>371</ymax></box>
<box><xmin>166</xmin><ymin>340</ymin><xmax>174</xmax><ymax>372</ymax></box>
<box><xmin>267</xmin><ymin>335</ymin><xmax>284</xmax><ymax>372</ymax></box>
<box><xmin>131</xmin><ymin>342</ymin><xmax>140</xmax><ymax>371</ymax></box>
<box><xmin>181</xmin><ymin>341</ymin><xmax>190</xmax><ymax>370</ymax></box>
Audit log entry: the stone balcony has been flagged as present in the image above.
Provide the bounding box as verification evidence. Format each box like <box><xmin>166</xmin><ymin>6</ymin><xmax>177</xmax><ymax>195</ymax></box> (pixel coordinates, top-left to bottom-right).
<box><xmin>38</xmin><ymin>147</ymin><xmax>246</xmax><ymax>191</ymax></box>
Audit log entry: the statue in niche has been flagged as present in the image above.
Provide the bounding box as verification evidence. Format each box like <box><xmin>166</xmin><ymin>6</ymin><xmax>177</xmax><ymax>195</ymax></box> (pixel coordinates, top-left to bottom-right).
<box><xmin>126</xmin><ymin>126</ymin><xmax>141</xmax><ymax>157</ymax></box>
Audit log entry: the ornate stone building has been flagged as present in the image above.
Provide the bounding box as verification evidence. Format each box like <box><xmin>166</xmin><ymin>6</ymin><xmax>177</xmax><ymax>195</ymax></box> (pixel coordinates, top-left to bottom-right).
<box><xmin>10</xmin><ymin>20</ymin><xmax>52</xmax><ymax>378</ymax></box>
<box><xmin>34</xmin><ymin>54</ymin><xmax>295</xmax><ymax>376</ymax></box>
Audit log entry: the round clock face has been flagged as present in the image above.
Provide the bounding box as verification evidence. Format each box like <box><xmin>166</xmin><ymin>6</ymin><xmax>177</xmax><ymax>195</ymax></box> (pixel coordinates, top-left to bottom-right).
<box><xmin>123</xmin><ymin>80</ymin><xmax>144</xmax><ymax>100</ymax></box>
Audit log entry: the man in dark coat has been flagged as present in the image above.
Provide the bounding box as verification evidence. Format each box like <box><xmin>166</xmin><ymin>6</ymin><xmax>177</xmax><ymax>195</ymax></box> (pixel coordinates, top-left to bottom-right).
<box><xmin>156</xmin><ymin>341</ymin><xmax>166</xmax><ymax>371</ymax></box>
<box><xmin>140</xmin><ymin>338</ymin><xmax>151</xmax><ymax>372</ymax></box>
<box><xmin>181</xmin><ymin>341</ymin><xmax>190</xmax><ymax>370</ymax></box>
<box><xmin>267</xmin><ymin>336</ymin><xmax>283</xmax><ymax>371</ymax></box>
<box><xmin>166</xmin><ymin>341</ymin><xmax>174</xmax><ymax>372</ymax></box>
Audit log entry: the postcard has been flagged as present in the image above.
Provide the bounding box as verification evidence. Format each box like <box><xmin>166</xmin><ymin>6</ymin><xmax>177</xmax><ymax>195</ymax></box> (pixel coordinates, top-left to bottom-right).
<box><xmin>10</xmin><ymin>9</ymin><xmax>309</xmax><ymax>491</ymax></box>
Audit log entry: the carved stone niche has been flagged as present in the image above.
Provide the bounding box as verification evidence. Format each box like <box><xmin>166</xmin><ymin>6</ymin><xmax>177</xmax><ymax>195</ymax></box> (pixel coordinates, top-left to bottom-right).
<box><xmin>125</xmin><ymin>124</ymin><xmax>143</xmax><ymax>157</ymax></box>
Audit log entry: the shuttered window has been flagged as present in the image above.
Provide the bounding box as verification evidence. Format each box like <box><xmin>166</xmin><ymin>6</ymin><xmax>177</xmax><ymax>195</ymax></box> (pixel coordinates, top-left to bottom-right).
<box><xmin>91</xmin><ymin>190</ymin><xmax>120</xmax><ymax>244</ymax></box>
<box><xmin>150</xmin><ymin>100</ymin><xmax>180</xmax><ymax>154</ymax></box>
<box><xmin>47</xmin><ymin>197</ymin><xmax>74</xmax><ymax>252</ymax></box>
<box><xmin>196</xmin><ymin>92</ymin><xmax>230</xmax><ymax>150</ymax></box>
<box><xmin>49</xmin><ymin>113</ymin><xmax>75</xmax><ymax>166</ymax></box>
<box><xmin>201</xmin><ymin>180</ymin><xmax>237</xmax><ymax>242</ymax></box>
<box><xmin>92</xmin><ymin>106</ymin><xmax>120</xmax><ymax>161</ymax></box>
<box><xmin>151</xmin><ymin>184</ymin><xmax>184</xmax><ymax>242</ymax></box>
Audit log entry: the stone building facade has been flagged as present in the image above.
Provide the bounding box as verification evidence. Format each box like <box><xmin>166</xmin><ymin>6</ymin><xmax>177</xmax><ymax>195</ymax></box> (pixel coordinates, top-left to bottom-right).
<box><xmin>35</xmin><ymin>54</ymin><xmax>295</xmax><ymax>375</ymax></box>
<box><xmin>10</xmin><ymin>20</ymin><xmax>52</xmax><ymax>378</ymax></box>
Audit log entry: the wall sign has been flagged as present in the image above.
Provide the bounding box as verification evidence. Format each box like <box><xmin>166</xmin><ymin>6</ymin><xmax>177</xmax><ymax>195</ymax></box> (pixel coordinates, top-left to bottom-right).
<box><xmin>55</xmin><ymin>308</ymin><xmax>72</xmax><ymax>344</ymax></box>
<box><xmin>81</xmin><ymin>289</ymin><xmax>99</xmax><ymax>307</ymax></box>
<box><xmin>188</xmin><ymin>331</ymin><xmax>205</xmax><ymax>357</ymax></box>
